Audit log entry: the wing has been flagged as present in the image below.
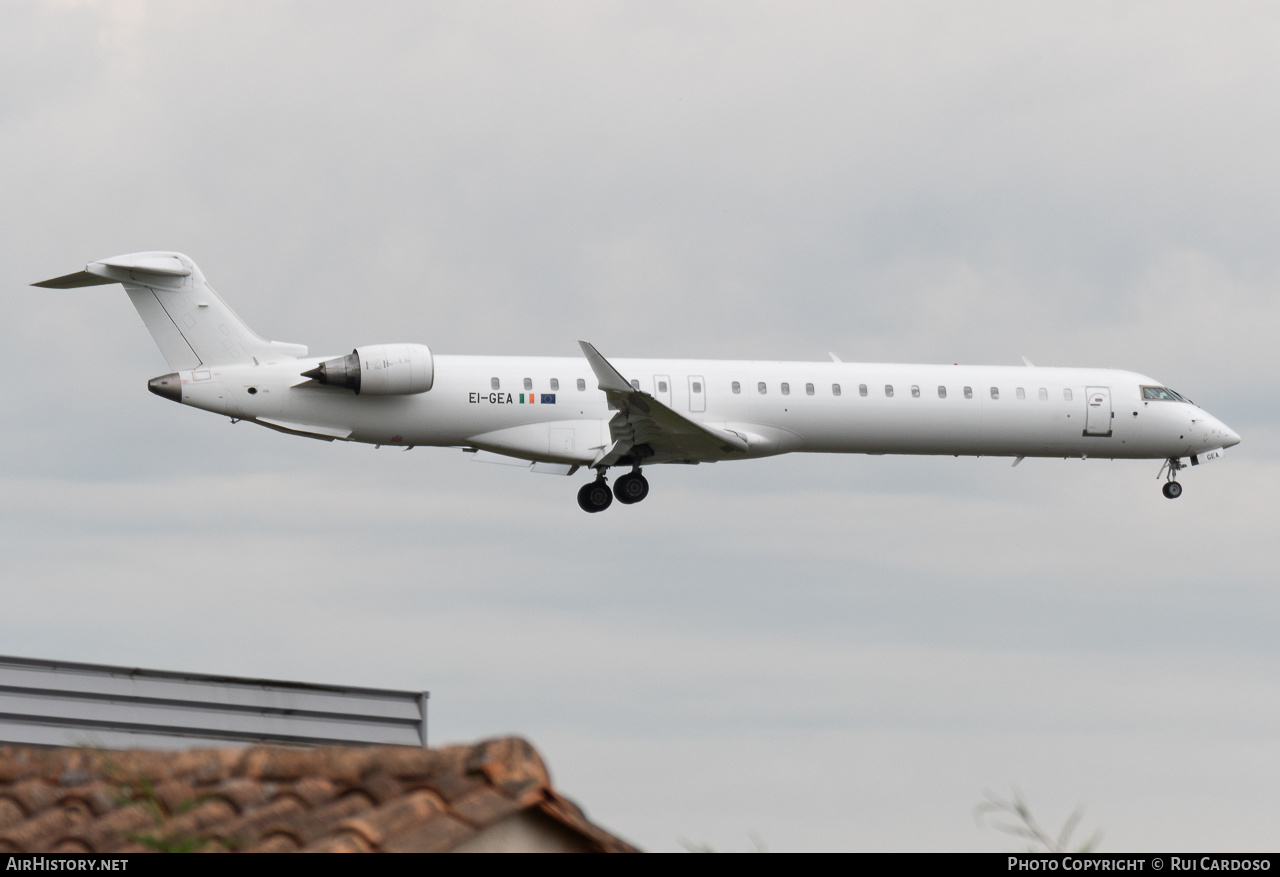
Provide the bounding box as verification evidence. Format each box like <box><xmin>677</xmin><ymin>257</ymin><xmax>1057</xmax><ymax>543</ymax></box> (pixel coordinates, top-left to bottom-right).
<box><xmin>578</xmin><ymin>341</ymin><xmax>747</xmax><ymax>467</ymax></box>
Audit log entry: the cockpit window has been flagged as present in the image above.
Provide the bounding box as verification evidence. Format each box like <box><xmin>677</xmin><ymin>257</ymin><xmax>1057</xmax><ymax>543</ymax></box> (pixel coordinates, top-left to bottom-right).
<box><xmin>1142</xmin><ymin>386</ymin><xmax>1186</xmax><ymax>402</ymax></box>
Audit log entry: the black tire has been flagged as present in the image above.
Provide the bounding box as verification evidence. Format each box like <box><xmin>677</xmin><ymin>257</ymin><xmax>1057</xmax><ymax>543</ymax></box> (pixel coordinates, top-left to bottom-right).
<box><xmin>577</xmin><ymin>480</ymin><xmax>614</xmax><ymax>513</ymax></box>
<box><xmin>614</xmin><ymin>472</ymin><xmax>650</xmax><ymax>505</ymax></box>
<box><xmin>1162</xmin><ymin>481</ymin><xmax>1183</xmax><ymax>499</ymax></box>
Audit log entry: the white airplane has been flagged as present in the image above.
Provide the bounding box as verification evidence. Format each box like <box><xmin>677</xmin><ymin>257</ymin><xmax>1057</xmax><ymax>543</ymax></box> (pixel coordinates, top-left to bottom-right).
<box><xmin>36</xmin><ymin>252</ymin><xmax>1240</xmax><ymax>512</ymax></box>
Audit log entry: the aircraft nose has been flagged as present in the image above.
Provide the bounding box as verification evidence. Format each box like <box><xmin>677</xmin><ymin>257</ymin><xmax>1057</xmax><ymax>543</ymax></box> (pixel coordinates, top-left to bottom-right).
<box><xmin>1205</xmin><ymin>411</ymin><xmax>1242</xmax><ymax>449</ymax></box>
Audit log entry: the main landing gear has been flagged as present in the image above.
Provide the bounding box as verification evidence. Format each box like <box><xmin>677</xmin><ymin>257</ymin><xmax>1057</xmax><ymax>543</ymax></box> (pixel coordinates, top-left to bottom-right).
<box><xmin>1159</xmin><ymin>457</ymin><xmax>1184</xmax><ymax>499</ymax></box>
<box><xmin>614</xmin><ymin>469</ymin><xmax>650</xmax><ymax>505</ymax></box>
<box><xmin>577</xmin><ymin>474</ymin><xmax>613</xmax><ymax>513</ymax></box>
<box><xmin>576</xmin><ymin>468</ymin><xmax>649</xmax><ymax>513</ymax></box>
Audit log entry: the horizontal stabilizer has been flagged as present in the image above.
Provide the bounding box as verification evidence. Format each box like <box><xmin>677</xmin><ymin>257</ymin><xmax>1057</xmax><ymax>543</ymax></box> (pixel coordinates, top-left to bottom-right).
<box><xmin>33</xmin><ymin>254</ymin><xmax>192</xmax><ymax>288</ymax></box>
<box><xmin>32</xmin><ymin>270</ymin><xmax>118</xmax><ymax>289</ymax></box>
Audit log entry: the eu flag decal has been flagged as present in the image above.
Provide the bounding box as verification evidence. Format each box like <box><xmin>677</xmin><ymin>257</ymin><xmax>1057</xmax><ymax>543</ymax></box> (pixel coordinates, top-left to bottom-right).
<box><xmin>541</xmin><ymin>394</ymin><xmax>556</xmax><ymax>404</ymax></box>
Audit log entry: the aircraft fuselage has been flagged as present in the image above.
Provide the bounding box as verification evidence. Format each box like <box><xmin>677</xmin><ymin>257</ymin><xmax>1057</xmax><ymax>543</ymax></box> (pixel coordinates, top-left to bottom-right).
<box><xmin>174</xmin><ymin>355</ymin><xmax>1238</xmax><ymax>465</ymax></box>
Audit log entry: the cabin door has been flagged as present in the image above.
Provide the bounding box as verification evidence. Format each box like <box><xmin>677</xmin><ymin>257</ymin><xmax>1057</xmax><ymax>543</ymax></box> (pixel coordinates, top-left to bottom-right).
<box><xmin>688</xmin><ymin>375</ymin><xmax>706</xmax><ymax>412</ymax></box>
<box><xmin>653</xmin><ymin>375</ymin><xmax>671</xmax><ymax>408</ymax></box>
<box><xmin>1084</xmin><ymin>386</ymin><xmax>1112</xmax><ymax>436</ymax></box>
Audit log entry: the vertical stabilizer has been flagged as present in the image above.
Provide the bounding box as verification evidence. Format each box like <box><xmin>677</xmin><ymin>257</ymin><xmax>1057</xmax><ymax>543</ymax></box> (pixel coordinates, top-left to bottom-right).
<box><xmin>33</xmin><ymin>252</ymin><xmax>307</xmax><ymax>370</ymax></box>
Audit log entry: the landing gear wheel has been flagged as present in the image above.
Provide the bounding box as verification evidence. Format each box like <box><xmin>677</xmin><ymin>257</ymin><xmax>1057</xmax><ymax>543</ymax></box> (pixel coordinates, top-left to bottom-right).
<box><xmin>577</xmin><ymin>479</ymin><xmax>614</xmax><ymax>513</ymax></box>
<box><xmin>1162</xmin><ymin>481</ymin><xmax>1183</xmax><ymax>499</ymax></box>
<box><xmin>614</xmin><ymin>471</ymin><xmax>650</xmax><ymax>505</ymax></box>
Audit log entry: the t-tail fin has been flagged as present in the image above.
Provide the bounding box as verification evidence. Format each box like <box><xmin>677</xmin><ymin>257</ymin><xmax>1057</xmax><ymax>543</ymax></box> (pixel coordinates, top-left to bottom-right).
<box><xmin>33</xmin><ymin>252</ymin><xmax>306</xmax><ymax>369</ymax></box>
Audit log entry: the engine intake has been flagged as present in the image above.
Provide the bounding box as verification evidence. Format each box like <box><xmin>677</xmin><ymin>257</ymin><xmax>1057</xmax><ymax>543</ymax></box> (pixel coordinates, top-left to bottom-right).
<box><xmin>302</xmin><ymin>343</ymin><xmax>433</xmax><ymax>395</ymax></box>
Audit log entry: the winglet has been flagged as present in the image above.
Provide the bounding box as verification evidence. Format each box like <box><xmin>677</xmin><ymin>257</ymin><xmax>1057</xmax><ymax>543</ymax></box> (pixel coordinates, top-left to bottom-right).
<box><xmin>578</xmin><ymin>341</ymin><xmax>634</xmax><ymax>393</ymax></box>
<box><xmin>1020</xmin><ymin>356</ymin><xmax>1035</xmax><ymax>367</ymax></box>
<box><xmin>829</xmin><ymin>352</ymin><xmax>842</xmax><ymax>363</ymax></box>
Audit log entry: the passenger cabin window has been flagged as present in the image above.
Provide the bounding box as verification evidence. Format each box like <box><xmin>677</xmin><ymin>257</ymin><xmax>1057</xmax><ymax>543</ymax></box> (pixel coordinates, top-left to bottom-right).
<box><xmin>658</xmin><ymin>380</ymin><xmax>668</xmax><ymax>393</ymax></box>
<box><xmin>1016</xmin><ymin>387</ymin><xmax>1026</xmax><ymax>401</ymax></box>
<box><xmin>990</xmin><ymin>387</ymin><xmax>1000</xmax><ymax>400</ymax></box>
<box><xmin>964</xmin><ymin>386</ymin><xmax>973</xmax><ymax>399</ymax></box>
<box><xmin>911</xmin><ymin>385</ymin><xmax>920</xmax><ymax>398</ymax></box>
<box><xmin>732</xmin><ymin>381</ymin><xmax>741</xmax><ymax>394</ymax></box>
<box><xmin>1063</xmin><ymin>388</ymin><xmax>1072</xmax><ymax>401</ymax></box>
<box><xmin>781</xmin><ymin>382</ymin><xmax>790</xmax><ymax>395</ymax></box>
<box><xmin>832</xmin><ymin>383</ymin><xmax>842</xmax><ymax>396</ymax></box>
<box><xmin>805</xmin><ymin>383</ymin><xmax>815</xmax><ymax>395</ymax></box>
<box><xmin>523</xmin><ymin>378</ymin><xmax>533</xmax><ymax>391</ymax></box>
<box><xmin>577</xmin><ymin>378</ymin><xmax>586</xmax><ymax>391</ymax></box>
<box><xmin>938</xmin><ymin>386</ymin><xmax>947</xmax><ymax>399</ymax></box>
<box><xmin>885</xmin><ymin>384</ymin><xmax>894</xmax><ymax>397</ymax></box>
<box><xmin>550</xmin><ymin>378</ymin><xmax>559</xmax><ymax>391</ymax></box>
<box><xmin>1038</xmin><ymin>387</ymin><xmax>1048</xmax><ymax>401</ymax></box>
<box><xmin>630</xmin><ymin>379</ymin><xmax>640</xmax><ymax>391</ymax></box>
<box><xmin>758</xmin><ymin>382</ymin><xmax>767</xmax><ymax>395</ymax></box>
<box><xmin>491</xmin><ymin>377</ymin><xmax>500</xmax><ymax>390</ymax></box>
<box><xmin>859</xmin><ymin>384</ymin><xmax>868</xmax><ymax>397</ymax></box>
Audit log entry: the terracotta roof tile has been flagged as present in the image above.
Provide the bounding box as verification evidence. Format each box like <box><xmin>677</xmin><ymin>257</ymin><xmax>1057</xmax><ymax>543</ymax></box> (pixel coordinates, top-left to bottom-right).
<box><xmin>381</xmin><ymin>813</ymin><xmax>475</xmax><ymax>853</ymax></box>
<box><xmin>450</xmin><ymin>786</ymin><xmax>523</xmax><ymax>827</ymax></box>
<box><xmin>290</xmin><ymin>777</ymin><xmax>338</xmax><ymax>808</ymax></box>
<box><xmin>211</xmin><ymin>794</ymin><xmax>307</xmax><ymax>845</ymax></box>
<box><xmin>0</xmin><ymin>799</ymin><xmax>25</xmax><ymax>828</ymax></box>
<box><xmin>4</xmin><ymin>778</ymin><xmax>59</xmax><ymax>815</ymax></box>
<box><xmin>149</xmin><ymin>779</ymin><xmax>200</xmax><ymax>815</ymax></box>
<box><xmin>160</xmin><ymin>797</ymin><xmax>237</xmax><ymax>839</ymax></box>
<box><xmin>243</xmin><ymin>832</ymin><xmax>301</xmax><ymax>853</ymax></box>
<box><xmin>206</xmin><ymin>777</ymin><xmax>271</xmax><ymax>812</ymax></box>
<box><xmin>273</xmin><ymin>791</ymin><xmax>373</xmax><ymax>846</ymax></box>
<box><xmin>73</xmin><ymin>804</ymin><xmax>153</xmax><ymax>852</ymax></box>
<box><xmin>353</xmin><ymin>771</ymin><xmax>403</xmax><ymax>806</ymax></box>
<box><xmin>332</xmin><ymin>790</ymin><xmax>443</xmax><ymax>847</ymax></box>
<box><xmin>62</xmin><ymin>781</ymin><xmax>119</xmax><ymax>816</ymax></box>
<box><xmin>302</xmin><ymin>831</ymin><xmax>374</xmax><ymax>853</ymax></box>
<box><xmin>0</xmin><ymin>739</ymin><xmax>638</xmax><ymax>853</ymax></box>
<box><xmin>417</xmin><ymin>768</ymin><xmax>486</xmax><ymax>803</ymax></box>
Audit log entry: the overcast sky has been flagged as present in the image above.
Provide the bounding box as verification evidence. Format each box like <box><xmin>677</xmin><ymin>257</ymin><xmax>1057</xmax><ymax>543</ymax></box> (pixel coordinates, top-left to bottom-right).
<box><xmin>2</xmin><ymin>1</ymin><xmax>1278</xmax><ymax>852</ymax></box>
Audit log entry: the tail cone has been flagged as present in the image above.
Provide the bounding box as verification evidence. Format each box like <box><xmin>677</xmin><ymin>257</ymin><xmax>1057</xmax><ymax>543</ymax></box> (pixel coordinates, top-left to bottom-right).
<box><xmin>148</xmin><ymin>373</ymin><xmax>182</xmax><ymax>403</ymax></box>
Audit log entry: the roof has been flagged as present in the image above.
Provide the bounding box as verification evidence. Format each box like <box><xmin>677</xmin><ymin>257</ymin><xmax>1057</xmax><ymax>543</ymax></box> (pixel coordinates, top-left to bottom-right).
<box><xmin>0</xmin><ymin>738</ymin><xmax>639</xmax><ymax>853</ymax></box>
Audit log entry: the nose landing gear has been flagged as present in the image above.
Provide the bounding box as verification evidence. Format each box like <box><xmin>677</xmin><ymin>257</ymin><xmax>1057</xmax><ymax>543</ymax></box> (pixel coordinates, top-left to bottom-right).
<box><xmin>1158</xmin><ymin>457</ymin><xmax>1184</xmax><ymax>499</ymax></box>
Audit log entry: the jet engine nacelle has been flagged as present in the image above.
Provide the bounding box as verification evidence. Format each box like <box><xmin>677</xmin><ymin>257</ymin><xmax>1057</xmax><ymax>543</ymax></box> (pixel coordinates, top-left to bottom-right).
<box><xmin>303</xmin><ymin>343</ymin><xmax>434</xmax><ymax>395</ymax></box>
